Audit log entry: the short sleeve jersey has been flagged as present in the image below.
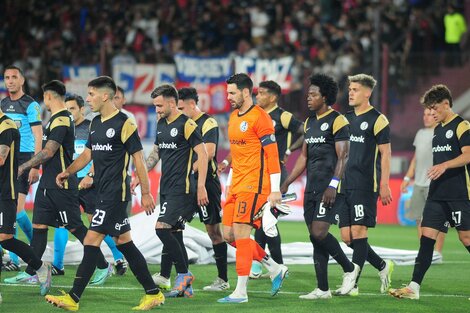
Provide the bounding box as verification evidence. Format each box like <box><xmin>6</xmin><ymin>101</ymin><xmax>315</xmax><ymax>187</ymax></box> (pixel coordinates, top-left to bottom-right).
<box><xmin>228</xmin><ymin>105</ymin><xmax>276</xmax><ymax>195</ymax></box>
<box><xmin>1</xmin><ymin>95</ymin><xmax>42</xmax><ymax>152</ymax></box>
<box><xmin>74</xmin><ymin>119</ymin><xmax>92</xmax><ymax>179</ymax></box>
<box><xmin>39</xmin><ymin>109</ymin><xmax>78</xmax><ymax>190</ymax></box>
<box><xmin>429</xmin><ymin>114</ymin><xmax>470</xmax><ymax>200</ymax></box>
<box><xmin>193</xmin><ymin>112</ymin><xmax>219</xmax><ymax>181</ymax></box>
<box><xmin>0</xmin><ymin>114</ymin><xmax>20</xmax><ymax>199</ymax></box>
<box><xmin>155</xmin><ymin>113</ymin><xmax>203</xmax><ymax>195</ymax></box>
<box><xmin>86</xmin><ymin>111</ymin><xmax>142</xmax><ymax>201</ymax></box>
<box><xmin>304</xmin><ymin>109</ymin><xmax>349</xmax><ymax>199</ymax></box>
<box><xmin>342</xmin><ymin>106</ymin><xmax>390</xmax><ymax>192</ymax></box>
<box><xmin>413</xmin><ymin>127</ymin><xmax>433</xmax><ymax>187</ymax></box>
<box><xmin>266</xmin><ymin>106</ymin><xmax>303</xmax><ymax>160</ymax></box>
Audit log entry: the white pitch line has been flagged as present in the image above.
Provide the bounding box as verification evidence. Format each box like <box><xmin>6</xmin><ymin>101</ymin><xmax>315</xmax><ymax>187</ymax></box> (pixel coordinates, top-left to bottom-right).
<box><xmin>0</xmin><ymin>283</ymin><xmax>467</xmax><ymax>298</ymax></box>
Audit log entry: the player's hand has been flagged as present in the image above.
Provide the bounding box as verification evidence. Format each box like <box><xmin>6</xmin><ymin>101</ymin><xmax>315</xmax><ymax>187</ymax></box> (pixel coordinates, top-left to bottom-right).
<box><xmin>283</xmin><ymin>154</ymin><xmax>289</xmax><ymax>164</ymax></box>
<box><xmin>268</xmin><ymin>191</ymin><xmax>282</xmax><ymax>208</ymax></box>
<box><xmin>197</xmin><ymin>185</ymin><xmax>209</xmax><ymax>206</ymax></box>
<box><xmin>379</xmin><ymin>183</ymin><xmax>393</xmax><ymax>205</ymax></box>
<box><xmin>322</xmin><ymin>187</ymin><xmax>337</xmax><ymax>208</ymax></box>
<box><xmin>141</xmin><ymin>193</ymin><xmax>155</xmax><ymax>215</ymax></box>
<box><xmin>18</xmin><ymin>164</ymin><xmax>26</xmax><ymax>178</ymax></box>
<box><xmin>28</xmin><ymin>168</ymin><xmax>39</xmax><ymax>184</ymax></box>
<box><xmin>280</xmin><ymin>182</ymin><xmax>289</xmax><ymax>194</ymax></box>
<box><xmin>56</xmin><ymin>171</ymin><xmax>70</xmax><ymax>189</ymax></box>
<box><xmin>79</xmin><ymin>175</ymin><xmax>93</xmax><ymax>190</ymax></box>
<box><xmin>130</xmin><ymin>177</ymin><xmax>140</xmax><ymax>195</ymax></box>
<box><xmin>217</xmin><ymin>162</ymin><xmax>228</xmax><ymax>174</ymax></box>
<box><xmin>428</xmin><ymin>163</ymin><xmax>447</xmax><ymax>181</ymax></box>
<box><xmin>400</xmin><ymin>179</ymin><xmax>410</xmax><ymax>192</ymax></box>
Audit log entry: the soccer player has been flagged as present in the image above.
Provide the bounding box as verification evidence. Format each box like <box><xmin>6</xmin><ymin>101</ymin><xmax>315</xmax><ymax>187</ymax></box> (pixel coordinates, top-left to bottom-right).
<box><xmin>46</xmin><ymin>76</ymin><xmax>164</xmax><ymax>311</ymax></box>
<box><xmin>335</xmin><ymin>74</ymin><xmax>394</xmax><ymax>296</ymax></box>
<box><xmin>218</xmin><ymin>73</ymin><xmax>288</xmax><ymax>304</ymax></box>
<box><xmin>4</xmin><ymin>80</ymin><xmax>112</xmax><ymax>286</ymax></box>
<box><xmin>138</xmin><ymin>84</ymin><xmax>208</xmax><ymax>298</ymax></box>
<box><xmin>175</xmin><ymin>87</ymin><xmax>229</xmax><ymax>291</ymax></box>
<box><xmin>390</xmin><ymin>84</ymin><xmax>470</xmax><ymax>300</ymax></box>
<box><xmin>114</xmin><ymin>86</ymin><xmax>137</xmax><ymax>124</ymax></box>
<box><xmin>51</xmin><ymin>94</ymin><xmax>128</xmax><ymax>276</ymax></box>
<box><xmin>0</xmin><ymin>65</ymin><xmax>41</xmax><ymax>271</ymax></box>
<box><xmin>400</xmin><ymin>108</ymin><xmax>446</xmax><ymax>259</ymax></box>
<box><xmin>0</xmin><ymin>106</ymin><xmax>52</xmax><ymax>297</ymax></box>
<box><xmin>280</xmin><ymin>74</ymin><xmax>359</xmax><ymax>299</ymax></box>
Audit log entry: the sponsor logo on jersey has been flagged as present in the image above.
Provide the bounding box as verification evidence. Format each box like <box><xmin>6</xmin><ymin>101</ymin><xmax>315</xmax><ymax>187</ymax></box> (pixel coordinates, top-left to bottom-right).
<box><xmin>106</xmin><ymin>128</ymin><xmax>115</xmax><ymax>138</ymax></box>
<box><xmin>320</xmin><ymin>123</ymin><xmax>329</xmax><ymax>131</ymax></box>
<box><xmin>360</xmin><ymin>121</ymin><xmax>368</xmax><ymax>130</ymax></box>
<box><xmin>240</xmin><ymin>121</ymin><xmax>248</xmax><ymax>132</ymax></box>
<box><xmin>230</xmin><ymin>139</ymin><xmax>246</xmax><ymax>145</ymax></box>
<box><xmin>432</xmin><ymin>144</ymin><xmax>452</xmax><ymax>152</ymax></box>
<box><xmin>350</xmin><ymin>134</ymin><xmax>365</xmax><ymax>143</ymax></box>
<box><xmin>115</xmin><ymin>218</ymin><xmax>130</xmax><ymax>230</ymax></box>
<box><xmin>92</xmin><ymin>143</ymin><xmax>113</xmax><ymax>151</ymax></box>
<box><xmin>170</xmin><ymin>128</ymin><xmax>178</xmax><ymax>137</ymax></box>
<box><xmin>446</xmin><ymin>130</ymin><xmax>453</xmax><ymax>139</ymax></box>
<box><xmin>305</xmin><ymin>136</ymin><xmax>326</xmax><ymax>144</ymax></box>
<box><xmin>158</xmin><ymin>142</ymin><xmax>178</xmax><ymax>149</ymax></box>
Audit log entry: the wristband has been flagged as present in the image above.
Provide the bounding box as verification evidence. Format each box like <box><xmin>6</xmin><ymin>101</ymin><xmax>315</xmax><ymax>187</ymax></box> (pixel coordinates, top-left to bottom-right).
<box><xmin>285</xmin><ymin>149</ymin><xmax>291</xmax><ymax>156</ymax></box>
<box><xmin>403</xmin><ymin>176</ymin><xmax>411</xmax><ymax>182</ymax></box>
<box><xmin>270</xmin><ymin>173</ymin><xmax>281</xmax><ymax>193</ymax></box>
<box><xmin>328</xmin><ymin>177</ymin><xmax>340</xmax><ymax>189</ymax></box>
<box><xmin>222</xmin><ymin>159</ymin><xmax>229</xmax><ymax>167</ymax></box>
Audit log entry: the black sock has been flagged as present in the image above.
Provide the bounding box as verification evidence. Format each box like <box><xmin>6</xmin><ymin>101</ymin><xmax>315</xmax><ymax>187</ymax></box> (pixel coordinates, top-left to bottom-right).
<box><xmin>213</xmin><ymin>242</ymin><xmax>228</xmax><ymax>282</ymax></box>
<box><xmin>466</xmin><ymin>245</ymin><xmax>470</xmax><ymax>253</ymax></box>
<box><xmin>367</xmin><ymin>244</ymin><xmax>385</xmax><ymax>271</ymax></box>
<box><xmin>70</xmin><ymin>225</ymin><xmax>108</xmax><ymax>270</ymax></box>
<box><xmin>310</xmin><ymin>235</ymin><xmax>329</xmax><ymax>291</ymax></box>
<box><xmin>69</xmin><ymin>245</ymin><xmax>101</xmax><ymax>303</ymax></box>
<box><xmin>160</xmin><ymin>244</ymin><xmax>172</xmax><ymax>278</ymax></box>
<box><xmin>156</xmin><ymin>229</ymin><xmax>188</xmax><ymax>273</ymax></box>
<box><xmin>254</xmin><ymin>227</ymin><xmax>267</xmax><ymax>250</ymax></box>
<box><xmin>117</xmin><ymin>241</ymin><xmax>159</xmax><ymax>295</ymax></box>
<box><xmin>174</xmin><ymin>231</ymin><xmax>189</xmax><ymax>268</ymax></box>
<box><xmin>266</xmin><ymin>227</ymin><xmax>283</xmax><ymax>264</ymax></box>
<box><xmin>351</xmin><ymin>238</ymin><xmax>368</xmax><ymax>268</ymax></box>
<box><xmin>411</xmin><ymin>236</ymin><xmax>436</xmax><ymax>285</ymax></box>
<box><xmin>25</xmin><ymin>228</ymin><xmax>48</xmax><ymax>275</ymax></box>
<box><xmin>318</xmin><ymin>233</ymin><xmax>354</xmax><ymax>273</ymax></box>
<box><xmin>0</xmin><ymin>238</ymin><xmax>42</xmax><ymax>271</ymax></box>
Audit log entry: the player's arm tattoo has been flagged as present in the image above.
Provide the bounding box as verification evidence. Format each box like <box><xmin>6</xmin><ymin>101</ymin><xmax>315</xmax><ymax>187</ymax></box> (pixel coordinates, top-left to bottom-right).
<box><xmin>21</xmin><ymin>140</ymin><xmax>61</xmax><ymax>171</ymax></box>
<box><xmin>145</xmin><ymin>144</ymin><xmax>160</xmax><ymax>170</ymax></box>
<box><xmin>0</xmin><ymin>144</ymin><xmax>10</xmax><ymax>166</ymax></box>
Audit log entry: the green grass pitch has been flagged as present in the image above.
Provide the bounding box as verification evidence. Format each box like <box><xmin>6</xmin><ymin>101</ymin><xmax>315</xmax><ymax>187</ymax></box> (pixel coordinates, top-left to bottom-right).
<box><xmin>1</xmin><ymin>221</ymin><xmax>469</xmax><ymax>312</ymax></box>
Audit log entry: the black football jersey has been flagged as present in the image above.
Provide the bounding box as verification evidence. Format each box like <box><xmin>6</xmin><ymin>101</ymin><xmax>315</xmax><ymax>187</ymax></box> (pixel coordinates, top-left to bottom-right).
<box><xmin>342</xmin><ymin>106</ymin><xmax>390</xmax><ymax>192</ymax></box>
<box><xmin>39</xmin><ymin>109</ymin><xmax>78</xmax><ymax>190</ymax></box>
<box><xmin>193</xmin><ymin>112</ymin><xmax>219</xmax><ymax>181</ymax></box>
<box><xmin>86</xmin><ymin>110</ymin><xmax>142</xmax><ymax>201</ymax></box>
<box><xmin>155</xmin><ymin>113</ymin><xmax>203</xmax><ymax>195</ymax></box>
<box><xmin>266</xmin><ymin>106</ymin><xmax>303</xmax><ymax>160</ymax></box>
<box><xmin>304</xmin><ymin>109</ymin><xmax>349</xmax><ymax>199</ymax></box>
<box><xmin>0</xmin><ymin>114</ymin><xmax>20</xmax><ymax>199</ymax></box>
<box><xmin>429</xmin><ymin>114</ymin><xmax>470</xmax><ymax>200</ymax></box>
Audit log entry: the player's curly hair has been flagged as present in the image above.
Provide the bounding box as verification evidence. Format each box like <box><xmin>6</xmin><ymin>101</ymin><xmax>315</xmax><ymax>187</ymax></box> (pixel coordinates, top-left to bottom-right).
<box><xmin>309</xmin><ymin>73</ymin><xmax>338</xmax><ymax>106</ymax></box>
<box><xmin>421</xmin><ymin>84</ymin><xmax>453</xmax><ymax>108</ymax></box>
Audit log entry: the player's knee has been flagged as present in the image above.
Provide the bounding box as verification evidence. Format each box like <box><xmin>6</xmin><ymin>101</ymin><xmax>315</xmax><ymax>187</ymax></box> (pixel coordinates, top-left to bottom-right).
<box><xmin>458</xmin><ymin>232</ymin><xmax>470</xmax><ymax>246</ymax></box>
<box><xmin>0</xmin><ymin>233</ymin><xmax>14</xmax><ymax>242</ymax></box>
<box><xmin>208</xmin><ymin>229</ymin><xmax>224</xmax><ymax>244</ymax></box>
<box><xmin>310</xmin><ymin>229</ymin><xmax>328</xmax><ymax>242</ymax></box>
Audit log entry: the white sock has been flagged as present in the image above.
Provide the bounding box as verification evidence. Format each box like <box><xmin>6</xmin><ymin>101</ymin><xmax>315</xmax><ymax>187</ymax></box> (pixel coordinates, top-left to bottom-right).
<box><xmin>231</xmin><ymin>275</ymin><xmax>248</xmax><ymax>298</ymax></box>
<box><xmin>261</xmin><ymin>256</ymin><xmax>280</xmax><ymax>273</ymax></box>
<box><xmin>409</xmin><ymin>281</ymin><xmax>420</xmax><ymax>292</ymax></box>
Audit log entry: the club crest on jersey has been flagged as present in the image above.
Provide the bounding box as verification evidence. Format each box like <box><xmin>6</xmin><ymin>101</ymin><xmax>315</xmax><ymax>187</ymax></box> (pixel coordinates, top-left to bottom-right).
<box><xmin>240</xmin><ymin>121</ymin><xmax>248</xmax><ymax>132</ymax></box>
<box><xmin>446</xmin><ymin>130</ymin><xmax>453</xmax><ymax>139</ymax></box>
<box><xmin>170</xmin><ymin>128</ymin><xmax>178</xmax><ymax>137</ymax></box>
<box><xmin>106</xmin><ymin>128</ymin><xmax>115</xmax><ymax>138</ymax></box>
<box><xmin>320</xmin><ymin>123</ymin><xmax>329</xmax><ymax>131</ymax></box>
<box><xmin>360</xmin><ymin>121</ymin><xmax>368</xmax><ymax>130</ymax></box>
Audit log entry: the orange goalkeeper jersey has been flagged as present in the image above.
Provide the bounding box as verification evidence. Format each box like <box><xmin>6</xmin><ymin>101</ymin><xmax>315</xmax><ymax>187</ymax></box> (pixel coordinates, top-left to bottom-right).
<box><xmin>228</xmin><ymin>105</ymin><xmax>280</xmax><ymax>195</ymax></box>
